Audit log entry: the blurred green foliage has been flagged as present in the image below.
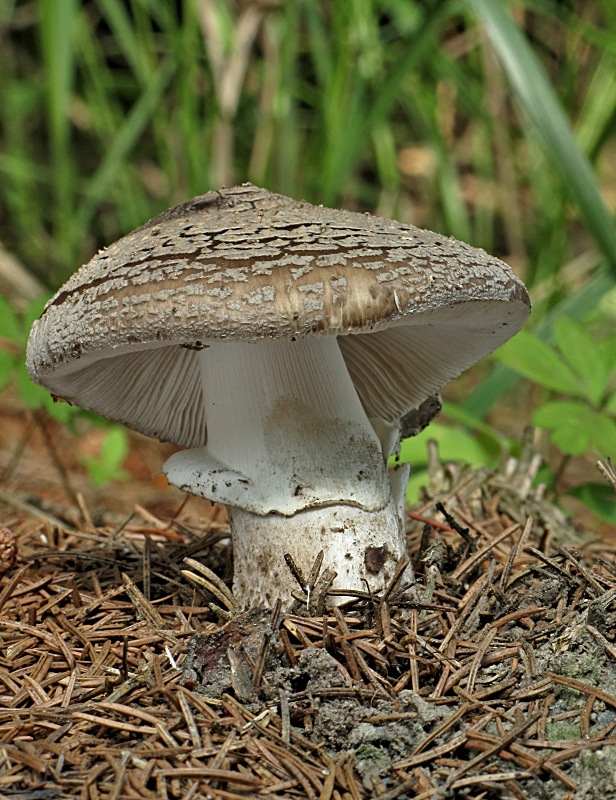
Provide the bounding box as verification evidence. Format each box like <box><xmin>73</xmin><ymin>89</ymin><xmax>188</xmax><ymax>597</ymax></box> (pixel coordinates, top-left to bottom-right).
<box><xmin>0</xmin><ymin>295</ymin><xmax>68</xmax><ymax>418</ymax></box>
<box><xmin>0</xmin><ymin>294</ymin><xmax>130</xmax><ymax>486</ymax></box>
<box><xmin>399</xmin><ymin>318</ymin><xmax>616</xmax><ymax>524</ymax></box>
<box><xmin>2</xmin><ymin>0</ymin><xmax>615</xmax><ymax>289</ymax></box>
<box><xmin>1</xmin><ymin>1</ymin><xmax>615</xmax><ymax>515</ymax></box>
<box><xmin>499</xmin><ymin>318</ymin><xmax>616</xmax><ymax>458</ymax></box>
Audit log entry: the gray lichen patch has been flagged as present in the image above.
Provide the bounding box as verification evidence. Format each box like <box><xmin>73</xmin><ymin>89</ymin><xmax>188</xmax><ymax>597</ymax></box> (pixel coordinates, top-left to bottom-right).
<box><xmin>569</xmin><ymin>747</ymin><xmax>616</xmax><ymax>799</ymax></box>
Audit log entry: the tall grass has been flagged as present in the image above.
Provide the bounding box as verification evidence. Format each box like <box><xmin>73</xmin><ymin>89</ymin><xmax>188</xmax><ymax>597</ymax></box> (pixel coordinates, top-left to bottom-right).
<box><xmin>1</xmin><ymin>0</ymin><xmax>614</xmax><ymax>414</ymax></box>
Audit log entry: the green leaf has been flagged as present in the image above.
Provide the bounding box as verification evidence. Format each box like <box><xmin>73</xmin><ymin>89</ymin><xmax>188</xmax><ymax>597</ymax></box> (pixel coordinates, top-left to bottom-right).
<box><xmin>576</xmin><ymin>50</ymin><xmax>616</xmax><ymax>161</ymax></box>
<box><xmin>396</xmin><ymin>422</ymin><xmax>491</xmax><ymax>468</ymax></box>
<box><xmin>14</xmin><ymin>361</ymin><xmax>74</xmax><ymax>423</ymax></box>
<box><xmin>22</xmin><ymin>295</ymin><xmax>51</xmax><ymax>330</ymax></box>
<box><xmin>553</xmin><ymin>317</ymin><xmax>609</xmax><ymax>406</ymax></box>
<box><xmin>82</xmin><ymin>427</ymin><xmax>130</xmax><ymax>486</ymax></box>
<box><xmin>567</xmin><ymin>483</ymin><xmax>616</xmax><ymax>526</ymax></box>
<box><xmin>602</xmin><ymin>335</ymin><xmax>616</xmax><ymax>374</ymax></box>
<box><xmin>15</xmin><ymin>361</ymin><xmax>51</xmax><ymax>410</ymax></box>
<box><xmin>101</xmin><ymin>427</ymin><xmax>129</xmax><ymax>465</ymax></box>
<box><xmin>440</xmin><ymin>401</ymin><xmax>510</xmax><ymax>457</ymax></box>
<box><xmin>0</xmin><ymin>296</ymin><xmax>21</xmax><ymax>344</ymax></box>
<box><xmin>496</xmin><ymin>331</ymin><xmax>584</xmax><ymax>397</ymax></box>
<box><xmin>606</xmin><ymin>392</ymin><xmax>616</xmax><ymax>415</ymax></box>
<box><xmin>590</xmin><ymin>416</ymin><xmax>616</xmax><ymax>457</ymax></box>
<box><xmin>533</xmin><ymin>402</ymin><xmax>616</xmax><ymax>457</ymax></box>
<box><xmin>532</xmin><ymin>400</ymin><xmax>593</xmax><ymax>429</ymax></box>
<box><xmin>550</xmin><ymin>426</ymin><xmax>591</xmax><ymax>458</ymax></box>
<box><xmin>396</xmin><ymin>422</ymin><xmax>495</xmax><ymax>504</ymax></box>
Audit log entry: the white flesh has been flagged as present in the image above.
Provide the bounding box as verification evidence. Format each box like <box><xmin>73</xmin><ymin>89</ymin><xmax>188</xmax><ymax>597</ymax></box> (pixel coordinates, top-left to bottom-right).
<box><xmin>163</xmin><ymin>337</ymin><xmax>410</xmax><ymax>607</ymax></box>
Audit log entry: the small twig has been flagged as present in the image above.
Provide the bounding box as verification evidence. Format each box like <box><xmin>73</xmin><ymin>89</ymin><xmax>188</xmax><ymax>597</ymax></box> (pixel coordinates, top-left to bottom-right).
<box><xmin>597</xmin><ymin>457</ymin><xmax>616</xmax><ymax>491</ymax></box>
<box><xmin>306</xmin><ymin>550</ymin><xmax>324</xmax><ymax>590</ymax></box>
<box><xmin>500</xmin><ymin>516</ymin><xmax>533</xmax><ymax>590</ymax></box>
<box><xmin>587</xmin><ymin>624</ymin><xmax>616</xmax><ymax>661</ymax></box>
<box><xmin>250</xmin><ymin>599</ymin><xmax>281</xmax><ymax>694</ymax></box>
<box><xmin>436</xmin><ymin>501</ymin><xmax>476</xmax><ymax>549</ymax></box>
<box><xmin>313</xmin><ymin>568</ymin><xmax>337</xmax><ymax>616</ymax></box>
<box><xmin>121</xmin><ymin>572</ymin><xmax>165</xmax><ymax>629</ymax></box>
<box><xmin>0</xmin><ymin>414</ymin><xmax>36</xmax><ymax>483</ymax></box>
<box><xmin>441</xmin><ymin>712</ymin><xmax>541</xmax><ymax>794</ymax></box>
<box><xmin>547</xmin><ymin>672</ymin><xmax>616</xmax><ymax>710</ymax></box>
<box><xmin>142</xmin><ymin>535</ymin><xmax>151</xmax><ymax>601</ymax></box>
<box><xmin>526</xmin><ymin>548</ymin><xmax>575</xmax><ymax>585</ymax></box>
<box><xmin>284</xmin><ymin>552</ymin><xmax>306</xmax><ymax>590</ymax></box>
<box><xmin>33</xmin><ymin>410</ymin><xmax>81</xmax><ymax>510</ymax></box>
<box><xmin>451</xmin><ymin>523</ymin><xmax>519</xmax><ymax>582</ymax></box>
<box><xmin>559</xmin><ymin>548</ymin><xmax>605</xmax><ymax>596</ymax></box>
<box><xmin>182</xmin><ymin>557</ymin><xmax>237</xmax><ymax>612</ymax></box>
<box><xmin>0</xmin><ymin>486</ymin><xmax>73</xmax><ymax>530</ymax></box>
<box><xmin>279</xmin><ymin>689</ymin><xmax>291</xmax><ymax>745</ymax></box>
<box><xmin>383</xmin><ymin>556</ymin><xmax>412</xmax><ymax>601</ymax></box>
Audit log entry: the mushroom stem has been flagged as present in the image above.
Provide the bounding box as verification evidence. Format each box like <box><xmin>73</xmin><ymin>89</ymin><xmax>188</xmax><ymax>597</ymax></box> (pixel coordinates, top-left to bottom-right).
<box><xmin>230</xmin><ymin>495</ymin><xmax>406</xmax><ymax>607</ymax></box>
<box><xmin>163</xmin><ymin>337</ymin><xmax>410</xmax><ymax>607</ymax></box>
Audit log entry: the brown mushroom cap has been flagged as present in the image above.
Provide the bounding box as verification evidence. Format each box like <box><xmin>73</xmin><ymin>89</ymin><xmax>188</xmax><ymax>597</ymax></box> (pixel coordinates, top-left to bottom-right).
<box><xmin>27</xmin><ymin>183</ymin><xmax>530</xmax><ymax>446</ymax></box>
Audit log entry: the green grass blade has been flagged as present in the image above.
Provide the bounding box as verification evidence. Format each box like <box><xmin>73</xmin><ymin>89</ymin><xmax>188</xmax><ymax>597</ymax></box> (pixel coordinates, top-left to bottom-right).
<box><xmin>39</xmin><ymin>0</ymin><xmax>78</xmax><ymax>260</ymax></box>
<box><xmin>576</xmin><ymin>49</ymin><xmax>616</xmax><ymax>160</ymax></box>
<box><xmin>97</xmin><ymin>0</ymin><xmax>153</xmax><ymax>86</ymax></box>
<box><xmin>72</xmin><ymin>59</ymin><xmax>176</xmax><ymax>244</ymax></box>
<box><xmin>468</xmin><ymin>0</ymin><xmax>616</xmax><ymax>272</ymax></box>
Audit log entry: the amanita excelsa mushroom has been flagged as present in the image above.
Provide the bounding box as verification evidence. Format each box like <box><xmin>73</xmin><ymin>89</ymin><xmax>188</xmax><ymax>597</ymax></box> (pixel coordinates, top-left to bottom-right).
<box><xmin>27</xmin><ymin>183</ymin><xmax>530</xmax><ymax>607</ymax></box>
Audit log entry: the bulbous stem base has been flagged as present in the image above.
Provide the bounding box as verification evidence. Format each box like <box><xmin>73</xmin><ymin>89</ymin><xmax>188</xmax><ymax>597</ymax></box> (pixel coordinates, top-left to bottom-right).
<box><xmin>230</xmin><ymin>492</ymin><xmax>410</xmax><ymax>608</ymax></box>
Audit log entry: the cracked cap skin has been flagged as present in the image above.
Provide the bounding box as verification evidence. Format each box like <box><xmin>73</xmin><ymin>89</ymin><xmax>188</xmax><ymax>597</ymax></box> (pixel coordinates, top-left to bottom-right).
<box><xmin>27</xmin><ymin>183</ymin><xmax>531</xmax><ymax>446</ymax></box>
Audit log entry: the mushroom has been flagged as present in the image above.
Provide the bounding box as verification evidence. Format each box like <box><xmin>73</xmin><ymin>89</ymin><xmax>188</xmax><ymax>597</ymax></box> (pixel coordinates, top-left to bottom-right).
<box><xmin>26</xmin><ymin>183</ymin><xmax>530</xmax><ymax>607</ymax></box>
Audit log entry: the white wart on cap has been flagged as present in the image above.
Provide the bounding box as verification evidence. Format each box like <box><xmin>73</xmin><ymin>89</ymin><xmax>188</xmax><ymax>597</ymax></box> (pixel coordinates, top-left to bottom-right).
<box><xmin>27</xmin><ymin>183</ymin><xmax>530</xmax><ymax>607</ymax></box>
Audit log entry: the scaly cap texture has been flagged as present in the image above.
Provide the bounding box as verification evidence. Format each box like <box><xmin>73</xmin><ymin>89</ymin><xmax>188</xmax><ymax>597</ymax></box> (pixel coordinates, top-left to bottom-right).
<box><xmin>27</xmin><ymin>183</ymin><xmax>530</xmax><ymax>445</ymax></box>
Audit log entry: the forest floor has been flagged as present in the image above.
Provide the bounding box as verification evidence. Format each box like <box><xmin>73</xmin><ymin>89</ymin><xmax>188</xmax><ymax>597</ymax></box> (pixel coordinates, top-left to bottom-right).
<box><xmin>1</xmin><ymin>395</ymin><xmax>616</xmax><ymax>800</ymax></box>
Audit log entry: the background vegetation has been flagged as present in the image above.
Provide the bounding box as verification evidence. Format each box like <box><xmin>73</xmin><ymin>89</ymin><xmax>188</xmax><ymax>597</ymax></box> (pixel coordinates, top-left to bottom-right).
<box><xmin>0</xmin><ymin>0</ymin><xmax>615</xmax><ymax>524</ymax></box>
